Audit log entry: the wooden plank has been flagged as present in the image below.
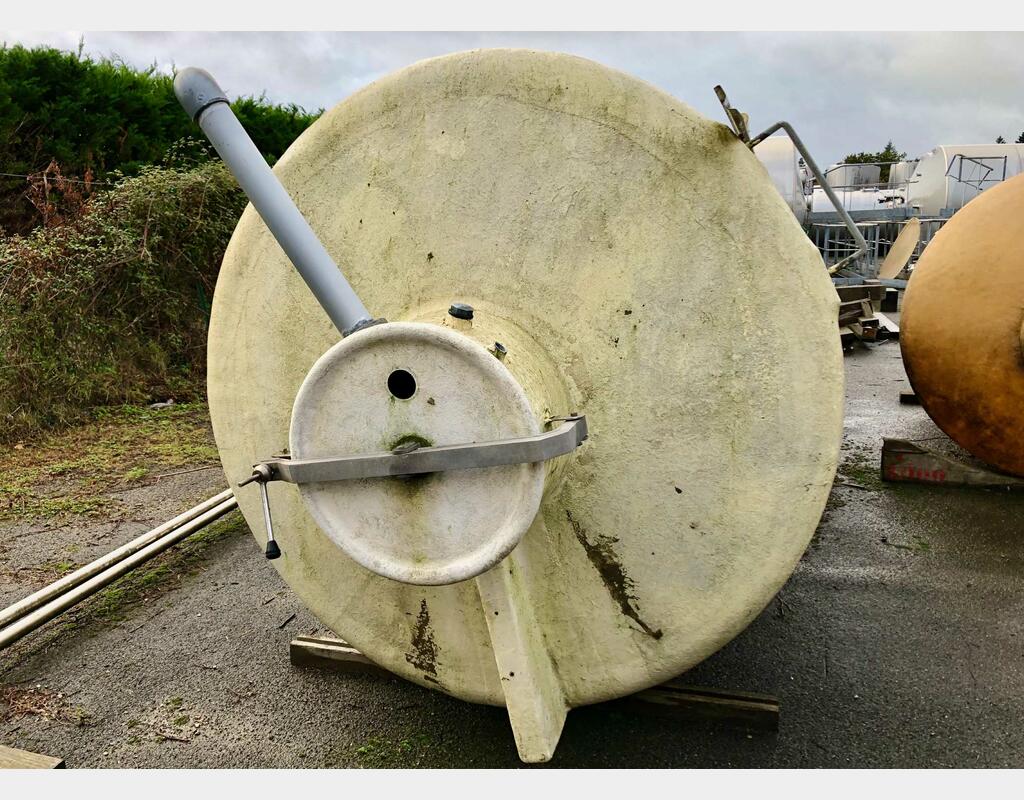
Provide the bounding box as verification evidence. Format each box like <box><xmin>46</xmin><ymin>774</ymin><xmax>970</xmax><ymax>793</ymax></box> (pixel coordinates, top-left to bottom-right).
<box><xmin>881</xmin><ymin>288</ymin><xmax>900</xmax><ymax>313</ymax></box>
<box><xmin>835</xmin><ymin>283</ymin><xmax>886</xmax><ymax>304</ymax></box>
<box><xmin>289</xmin><ymin>635</ymin><xmax>393</xmax><ymax>679</ymax></box>
<box><xmin>617</xmin><ymin>681</ymin><xmax>779</xmax><ymax>731</ymax></box>
<box><xmin>838</xmin><ymin>301</ymin><xmax>865</xmax><ymax>327</ymax></box>
<box><xmin>0</xmin><ymin>743</ymin><xmax>65</xmax><ymax>769</ymax></box>
<box><xmin>899</xmin><ymin>390</ymin><xmax>919</xmax><ymax>404</ymax></box>
<box><xmin>875</xmin><ymin>312</ymin><xmax>899</xmax><ymax>340</ymax></box>
<box><xmin>290</xmin><ymin>635</ymin><xmax>780</xmax><ymax>731</ymax></box>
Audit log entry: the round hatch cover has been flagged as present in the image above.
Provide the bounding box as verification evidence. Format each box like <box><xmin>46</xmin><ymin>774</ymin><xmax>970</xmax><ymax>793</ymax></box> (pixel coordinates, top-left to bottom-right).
<box><xmin>290</xmin><ymin>321</ymin><xmax>546</xmax><ymax>585</ymax></box>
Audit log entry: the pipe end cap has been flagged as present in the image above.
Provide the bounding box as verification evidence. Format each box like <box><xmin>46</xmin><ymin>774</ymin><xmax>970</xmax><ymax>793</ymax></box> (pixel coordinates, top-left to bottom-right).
<box><xmin>174</xmin><ymin>67</ymin><xmax>228</xmax><ymax>121</ymax></box>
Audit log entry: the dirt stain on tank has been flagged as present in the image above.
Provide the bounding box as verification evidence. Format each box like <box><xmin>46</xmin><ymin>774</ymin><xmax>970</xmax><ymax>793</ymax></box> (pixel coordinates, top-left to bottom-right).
<box><xmin>565</xmin><ymin>510</ymin><xmax>663</xmax><ymax>640</ymax></box>
<box><xmin>406</xmin><ymin>598</ymin><xmax>443</xmax><ymax>685</ymax></box>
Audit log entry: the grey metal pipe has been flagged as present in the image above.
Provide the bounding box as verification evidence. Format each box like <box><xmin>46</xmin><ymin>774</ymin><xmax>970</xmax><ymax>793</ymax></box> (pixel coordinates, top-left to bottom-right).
<box><xmin>173</xmin><ymin>67</ymin><xmax>373</xmax><ymax>335</ymax></box>
<box><xmin>0</xmin><ymin>496</ymin><xmax>238</xmax><ymax>651</ymax></box>
<box><xmin>0</xmin><ymin>488</ymin><xmax>235</xmax><ymax>630</ymax></box>
<box><xmin>750</xmin><ymin>121</ymin><xmax>870</xmax><ymax>275</ymax></box>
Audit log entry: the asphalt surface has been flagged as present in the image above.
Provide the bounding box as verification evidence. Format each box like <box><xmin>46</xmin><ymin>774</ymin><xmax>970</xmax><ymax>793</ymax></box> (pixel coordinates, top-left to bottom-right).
<box><xmin>2</xmin><ymin>339</ymin><xmax>1023</xmax><ymax>768</ymax></box>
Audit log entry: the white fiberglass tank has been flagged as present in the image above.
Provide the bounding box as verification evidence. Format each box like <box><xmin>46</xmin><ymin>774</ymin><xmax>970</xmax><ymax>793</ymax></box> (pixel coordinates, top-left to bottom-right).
<box><xmin>208</xmin><ymin>49</ymin><xmax>844</xmax><ymax>764</ymax></box>
<box><xmin>907</xmin><ymin>144</ymin><xmax>1024</xmax><ymax>216</ymax></box>
<box><xmin>888</xmin><ymin>160</ymin><xmax>918</xmax><ymax>188</ymax></box>
<box><xmin>825</xmin><ymin>163</ymin><xmax>881</xmax><ymax>189</ymax></box>
<box><xmin>810</xmin><ymin>185</ymin><xmax>896</xmax><ymax>213</ymax></box>
<box><xmin>754</xmin><ymin>135</ymin><xmax>809</xmax><ymax>223</ymax></box>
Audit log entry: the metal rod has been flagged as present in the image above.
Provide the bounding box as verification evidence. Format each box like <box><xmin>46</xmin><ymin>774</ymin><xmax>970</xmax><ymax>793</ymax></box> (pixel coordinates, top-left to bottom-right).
<box><xmin>0</xmin><ymin>489</ymin><xmax>234</xmax><ymax>631</ymax></box>
<box><xmin>749</xmin><ymin>121</ymin><xmax>869</xmax><ymax>274</ymax></box>
<box><xmin>258</xmin><ymin>480</ymin><xmax>281</xmax><ymax>560</ymax></box>
<box><xmin>173</xmin><ymin>67</ymin><xmax>373</xmax><ymax>336</ymax></box>
<box><xmin>0</xmin><ymin>497</ymin><xmax>238</xmax><ymax>651</ymax></box>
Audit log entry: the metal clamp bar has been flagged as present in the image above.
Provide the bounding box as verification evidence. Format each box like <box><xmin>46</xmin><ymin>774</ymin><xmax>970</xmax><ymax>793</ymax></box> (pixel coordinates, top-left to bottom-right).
<box><xmin>245</xmin><ymin>417</ymin><xmax>588</xmax><ymax>485</ymax></box>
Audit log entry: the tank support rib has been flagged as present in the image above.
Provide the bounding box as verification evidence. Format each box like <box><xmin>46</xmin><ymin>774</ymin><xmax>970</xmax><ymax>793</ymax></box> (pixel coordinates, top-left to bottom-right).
<box><xmin>475</xmin><ymin>530</ymin><xmax>568</xmax><ymax>763</ymax></box>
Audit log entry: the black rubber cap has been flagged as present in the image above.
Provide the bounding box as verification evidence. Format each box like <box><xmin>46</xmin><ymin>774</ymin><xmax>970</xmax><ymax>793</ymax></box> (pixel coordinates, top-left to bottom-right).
<box><xmin>265</xmin><ymin>540</ymin><xmax>281</xmax><ymax>560</ymax></box>
<box><xmin>448</xmin><ymin>303</ymin><xmax>474</xmax><ymax>320</ymax></box>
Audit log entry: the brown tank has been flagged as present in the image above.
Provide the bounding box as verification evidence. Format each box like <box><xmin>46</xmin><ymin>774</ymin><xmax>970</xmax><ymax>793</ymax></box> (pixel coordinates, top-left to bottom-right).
<box><xmin>900</xmin><ymin>172</ymin><xmax>1024</xmax><ymax>476</ymax></box>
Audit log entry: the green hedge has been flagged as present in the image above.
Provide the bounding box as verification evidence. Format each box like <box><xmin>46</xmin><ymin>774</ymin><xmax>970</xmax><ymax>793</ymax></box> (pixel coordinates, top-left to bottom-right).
<box><xmin>0</xmin><ymin>161</ymin><xmax>246</xmax><ymax>441</ymax></box>
<box><xmin>0</xmin><ymin>43</ymin><xmax>318</xmax><ymax>233</ymax></box>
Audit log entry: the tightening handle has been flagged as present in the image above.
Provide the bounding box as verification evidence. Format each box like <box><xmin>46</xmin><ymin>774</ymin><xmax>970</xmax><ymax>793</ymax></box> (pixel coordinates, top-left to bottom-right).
<box><xmin>258</xmin><ymin>480</ymin><xmax>280</xmax><ymax>560</ymax></box>
<box><xmin>241</xmin><ymin>464</ymin><xmax>281</xmax><ymax>559</ymax></box>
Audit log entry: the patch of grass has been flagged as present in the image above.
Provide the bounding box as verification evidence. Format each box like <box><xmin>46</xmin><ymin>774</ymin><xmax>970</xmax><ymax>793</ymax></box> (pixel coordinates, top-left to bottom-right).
<box><xmin>137</xmin><ymin>565</ymin><xmax>172</xmax><ymax>588</ymax></box>
<box><xmin>39</xmin><ymin>559</ymin><xmax>79</xmax><ymax>576</ymax></box>
<box><xmin>352</xmin><ymin>733</ymin><xmax>434</xmax><ymax>768</ymax></box>
<box><xmin>837</xmin><ymin>455</ymin><xmax>883</xmax><ymax>490</ymax></box>
<box><xmin>124</xmin><ymin>466</ymin><xmax>149</xmax><ymax>482</ymax></box>
<box><xmin>0</xmin><ymin>401</ymin><xmax>217</xmax><ymax>521</ymax></box>
<box><xmin>1</xmin><ymin>486</ymin><xmax>110</xmax><ymax>519</ymax></box>
<box><xmin>173</xmin><ymin>714</ymin><xmax>190</xmax><ymax>727</ymax></box>
<box><xmin>82</xmin><ymin>512</ymin><xmax>246</xmax><ymax>624</ymax></box>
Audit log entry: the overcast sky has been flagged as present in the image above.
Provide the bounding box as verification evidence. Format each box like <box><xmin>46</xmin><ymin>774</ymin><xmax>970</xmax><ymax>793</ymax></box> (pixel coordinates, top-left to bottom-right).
<box><xmin>5</xmin><ymin>31</ymin><xmax>1024</xmax><ymax>165</ymax></box>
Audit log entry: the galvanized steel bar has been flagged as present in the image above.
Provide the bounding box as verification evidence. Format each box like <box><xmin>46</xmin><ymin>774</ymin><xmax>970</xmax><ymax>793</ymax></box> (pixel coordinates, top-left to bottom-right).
<box><xmin>255</xmin><ymin>418</ymin><xmax>589</xmax><ymax>484</ymax></box>
<box><xmin>0</xmin><ymin>496</ymin><xmax>238</xmax><ymax>651</ymax></box>
<box><xmin>0</xmin><ymin>488</ymin><xmax>234</xmax><ymax>631</ymax></box>
<box><xmin>713</xmin><ymin>86</ymin><xmax>869</xmax><ymax>275</ymax></box>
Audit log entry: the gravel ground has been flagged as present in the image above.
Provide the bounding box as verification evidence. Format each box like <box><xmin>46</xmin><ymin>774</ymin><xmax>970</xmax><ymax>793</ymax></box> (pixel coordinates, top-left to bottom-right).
<box><xmin>2</xmin><ymin>341</ymin><xmax>1023</xmax><ymax>768</ymax></box>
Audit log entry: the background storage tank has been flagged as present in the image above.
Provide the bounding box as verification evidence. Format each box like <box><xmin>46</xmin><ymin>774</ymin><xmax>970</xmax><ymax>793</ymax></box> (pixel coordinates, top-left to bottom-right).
<box><xmin>900</xmin><ymin>171</ymin><xmax>1024</xmax><ymax>476</ymax></box>
<box><xmin>192</xmin><ymin>49</ymin><xmax>844</xmax><ymax>762</ymax></box>
<box><xmin>826</xmin><ymin>163</ymin><xmax>881</xmax><ymax>189</ymax></box>
<box><xmin>810</xmin><ymin>185</ymin><xmax>895</xmax><ymax>213</ymax></box>
<box><xmin>906</xmin><ymin>144</ymin><xmax>1024</xmax><ymax>216</ymax></box>
<box><xmin>755</xmin><ymin>134</ymin><xmax>810</xmax><ymax>223</ymax></box>
<box><xmin>888</xmin><ymin>159</ymin><xmax>919</xmax><ymax>189</ymax></box>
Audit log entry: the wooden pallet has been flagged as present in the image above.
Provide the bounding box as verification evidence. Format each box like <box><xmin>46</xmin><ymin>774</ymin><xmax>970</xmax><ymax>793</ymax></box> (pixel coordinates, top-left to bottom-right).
<box><xmin>290</xmin><ymin>635</ymin><xmax>779</xmax><ymax>732</ymax></box>
<box><xmin>835</xmin><ymin>283</ymin><xmax>886</xmax><ymax>305</ymax></box>
<box><xmin>835</xmin><ymin>282</ymin><xmax>899</xmax><ymax>347</ymax></box>
<box><xmin>0</xmin><ymin>743</ymin><xmax>65</xmax><ymax>769</ymax></box>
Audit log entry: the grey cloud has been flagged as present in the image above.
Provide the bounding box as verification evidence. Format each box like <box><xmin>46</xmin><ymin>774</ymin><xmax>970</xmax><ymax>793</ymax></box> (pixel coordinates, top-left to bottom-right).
<box><xmin>5</xmin><ymin>31</ymin><xmax>1024</xmax><ymax>164</ymax></box>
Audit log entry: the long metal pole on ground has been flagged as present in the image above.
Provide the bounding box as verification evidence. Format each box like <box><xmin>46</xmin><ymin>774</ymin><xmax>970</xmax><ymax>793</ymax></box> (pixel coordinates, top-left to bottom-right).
<box><xmin>0</xmin><ymin>488</ymin><xmax>234</xmax><ymax>630</ymax></box>
<box><xmin>0</xmin><ymin>495</ymin><xmax>238</xmax><ymax>651</ymax></box>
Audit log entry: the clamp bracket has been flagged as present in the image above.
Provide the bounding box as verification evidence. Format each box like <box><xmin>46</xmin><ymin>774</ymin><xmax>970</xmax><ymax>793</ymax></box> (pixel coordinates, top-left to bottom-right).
<box><xmin>241</xmin><ymin>416</ymin><xmax>588</xmax><ymax>486</ymax></box>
